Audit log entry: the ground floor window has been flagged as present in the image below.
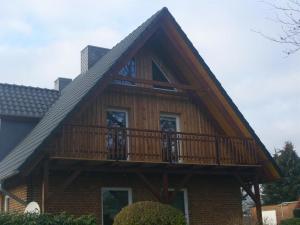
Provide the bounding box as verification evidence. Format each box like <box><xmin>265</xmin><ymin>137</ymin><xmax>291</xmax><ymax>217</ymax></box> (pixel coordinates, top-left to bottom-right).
<box><xmin>101</xmin><ymin>188</ymin><xmax>132</xmax><ymax>225</ymax></box>
<box><xmin>169</xmin><ymin>189</ymin><xmax>189</xmax><ymax>224</ymax></box>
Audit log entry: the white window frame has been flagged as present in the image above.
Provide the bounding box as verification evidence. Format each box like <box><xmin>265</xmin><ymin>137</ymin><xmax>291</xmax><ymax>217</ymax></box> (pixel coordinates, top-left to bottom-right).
<box><xmin>101</xmin><ymin>187</ymin><xmax>133</xmax><ymax>225</ymax></box>
<box><xmin>160</xmin><ymin>113</ymin><xmax>182</xmax><ymax>162</ymax></box>
<box><xmin>4</xmin><ymin>195</ymin><xmax>10</xmax><ymax>212</ymax></box>
<box><xmin>106</xmin><ymin>108</ymin><xmax>129</xmax><ymax>128</ymax></box>
<box><xmin>160</xmin><ymin>113</ymin><xmax>180</xmax><ymax>132</ymax></box>
<box><xmin>168</xmin><ymin>188</ymin><xmax>189</xmax><ymax>224</ymax></box>
<box><xmin>106</xmin><ymin>108</ymin><xmax>130</xmax><ymax>160</ymax></box>
<box><xmin>151</xmin><ymin>59</ymin><xmax>177</xmax><ymax>92</ymax></box>
<box><xmin>116</xmin><ymin>58</ymin><xmax>137</xmax><ymax>86</ymax></box>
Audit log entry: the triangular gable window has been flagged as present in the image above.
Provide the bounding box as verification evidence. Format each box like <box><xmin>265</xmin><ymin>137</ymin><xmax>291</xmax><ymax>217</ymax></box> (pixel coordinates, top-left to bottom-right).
<box><xmin>152</xmin><ymin>61</ymin><xmax>175</xmax><ymax>90</ymax></box>
<box><xmin>114</xmin><ymin>58</ymin><xmax>136</xmax><ymax>85</ymax></box>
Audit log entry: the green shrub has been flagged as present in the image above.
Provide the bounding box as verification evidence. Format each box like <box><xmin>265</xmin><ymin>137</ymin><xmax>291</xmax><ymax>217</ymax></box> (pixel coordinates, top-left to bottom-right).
<box><xmin>0</xmin><ymin>212</ymin><xmax>96</xmax><ymax>225</ymax></box>
<box><xmin>281</xmin><ymin>218</ymin><xmax>300</xmax><ymax>225</ymax></box>
<box><xmin>294</xmin><ymin>208</ymin><xmax>300</xmax><ymax>218</ymax></box>
<box><xmin>113</xmin><ymin>201</ymin><xmax>187</xmax><ymax>225</ymax></box>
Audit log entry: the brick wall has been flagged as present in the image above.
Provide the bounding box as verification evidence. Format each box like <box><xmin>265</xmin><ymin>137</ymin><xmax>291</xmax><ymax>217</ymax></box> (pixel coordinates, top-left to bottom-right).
<box><xmin>7</xmin><ymin>184</ymin><xmax>28</xmax><ymax>213</ymax></box>
<box><xmin>43</xmin><ymin>172</ymin><xmax>242</xmax><ymax>225</ymax></box>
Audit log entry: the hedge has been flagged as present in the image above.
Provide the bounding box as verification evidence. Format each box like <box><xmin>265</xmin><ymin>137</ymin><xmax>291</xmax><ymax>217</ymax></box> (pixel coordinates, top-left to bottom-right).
<box><xmin>113</xmin><ymin>201</ymin><xmax>187</xmax><ymax>225</ymax></box>
<box><xmin>280</xmin><ymin>218</ymin><xmax>300</xmax><ymax>225</ymax></box>
<box><xmin>0</xmin><ymin>212</ymin><xmax>96</xmax><ymax>225</ymax></box>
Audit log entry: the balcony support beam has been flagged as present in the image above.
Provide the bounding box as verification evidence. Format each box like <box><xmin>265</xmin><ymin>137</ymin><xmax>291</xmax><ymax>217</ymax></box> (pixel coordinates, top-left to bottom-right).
<box><xmin>162</xmin><ymin>172</ymin><xmax>169</xmax><ymax>203</ymax></box>
<box><xmin>47</xmin><ymin>169</ymin><xmax>81</xmax><ymax>200</ymax></box>
<box><xmin>136</xmin><ymin>172</ymin><xmax>162</xmax><ymax>202</ymax></box>
<box><xmin>235</xmin><ymin>174</ymin><xmax>262</xmax><ymax>225</ymax></box>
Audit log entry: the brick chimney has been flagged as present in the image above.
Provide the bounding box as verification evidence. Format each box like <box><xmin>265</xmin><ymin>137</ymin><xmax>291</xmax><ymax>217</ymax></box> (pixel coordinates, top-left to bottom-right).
<box><xmin>54</xmin><ymin>77</ymin><xmax>72</xmax><ymax>91</ymax></box>
<box><xmin>81</xmin><ymin>45</ymin><xmax>110</xmax><ymax>74</ymax></box>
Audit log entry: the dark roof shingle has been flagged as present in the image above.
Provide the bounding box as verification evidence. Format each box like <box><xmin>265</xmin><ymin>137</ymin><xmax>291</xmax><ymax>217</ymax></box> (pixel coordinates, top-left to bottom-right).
<box><xmin>0</xmin><ymin>83</ymin><xmax>59</xmax><ymax>118</ymax></box>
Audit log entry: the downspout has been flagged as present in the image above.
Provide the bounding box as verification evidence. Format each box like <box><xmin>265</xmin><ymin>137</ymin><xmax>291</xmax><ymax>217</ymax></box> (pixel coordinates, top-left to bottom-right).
<box><xmin>0</xmin><ymin>181</ymin><xmax>27</xmax><ymax>206</ymax></box>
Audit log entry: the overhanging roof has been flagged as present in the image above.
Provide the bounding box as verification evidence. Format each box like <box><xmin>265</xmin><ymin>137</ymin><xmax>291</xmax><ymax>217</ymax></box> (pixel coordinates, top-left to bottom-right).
<box><xmin>0</xmin><ymin>7</ymin><xmax>281</xmax><ymax>182</ymax></box>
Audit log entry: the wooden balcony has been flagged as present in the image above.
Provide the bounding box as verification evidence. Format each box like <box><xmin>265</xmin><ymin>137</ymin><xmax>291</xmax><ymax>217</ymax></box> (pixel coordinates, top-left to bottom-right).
<box><xmin>50</xmin><ymin>124</ymin><xmax>259</xmax><ymax>166</ymax></box>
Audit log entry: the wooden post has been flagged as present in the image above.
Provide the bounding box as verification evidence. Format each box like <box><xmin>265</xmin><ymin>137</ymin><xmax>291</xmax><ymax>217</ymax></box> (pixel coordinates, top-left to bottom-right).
<box><xmin>254</xmin><ymin>181</ymin><xmax>262</xmax><ymax>225</ymax></box>
<box><xmin>42</xmin><ymin>161</ymin><xmax>49</xmax><ymax>213</ymax></box>
<box><xmin>162</xmin><ymin>172</ymin><xmax>169</xmax><ymax>203</ymax></box>
<box><xmin>215</xmin><ymin>136</ymin><xmax>220</xmax><ymax>165</ymax></box>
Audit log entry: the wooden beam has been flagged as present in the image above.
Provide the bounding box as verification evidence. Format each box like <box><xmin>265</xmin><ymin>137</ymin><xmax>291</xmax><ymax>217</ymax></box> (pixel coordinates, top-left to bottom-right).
<box><xmin>0</xmin><ymin>188</ymin><xmax>27</xmax><ymax>206</ymax></box>
<box><xmin>235</xmin><ymin>175</ymin><xmax>258</xmax><ymax>205</ymax></box>
<box><xmin>112</xmin><ymin>75</ymin><xmax>199</xmax><ymax>91</ymax></box>
<box><xmin>169</xmin><ymin>174</ymin><xmax>192</xmax><ymax>203</ymax></box>
<box><xmin>50</xmin><ymin>162</ymin><xmax>259</xmax><ymax>177</ymax></box>
<box><xmin>162</xmin><ymin>172</ymin><xmax>169</xmax><ymax>203</ymax></box>
<box><xmin>254</xmin><ymin>180</ymin><xmax>263</xmax><ymax>225</ymax></box>
<box><xmin>47</xmin><ymin>170</ymin><xmax>81</xmax><ymax>200</ymax></box>
<box><xmin>41</xmin><ymin>161</ymin><xmax>49</xmax><ymax>213</ymax></box>
<box><xmin>136</xmin><ymin>172</ymin><xmax>162</xmax><ymax>202</ymax></box>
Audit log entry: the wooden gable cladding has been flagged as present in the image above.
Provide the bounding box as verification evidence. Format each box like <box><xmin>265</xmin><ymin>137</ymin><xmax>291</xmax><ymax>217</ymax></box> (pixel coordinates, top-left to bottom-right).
<box><xmin>77</xmin><ymin>86</ymin><xmax>218</xmax><ymax>135</ymax></box>
<box><xmin>49</xmin><ymin>84</ymin><xmax>259</xmax><ymax>166</ymax></box>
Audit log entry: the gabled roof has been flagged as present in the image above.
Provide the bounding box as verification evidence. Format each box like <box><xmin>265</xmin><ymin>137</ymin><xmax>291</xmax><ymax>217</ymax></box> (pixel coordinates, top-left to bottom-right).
<box><xmin>0</xmin><ymin>7</ymin><xmax>281</xmax><ymax>182</ymax></box>
<box><xmin>0</xmin><ymin>83</ymin><xmax>59</xmax><ymax>118</ymax></box>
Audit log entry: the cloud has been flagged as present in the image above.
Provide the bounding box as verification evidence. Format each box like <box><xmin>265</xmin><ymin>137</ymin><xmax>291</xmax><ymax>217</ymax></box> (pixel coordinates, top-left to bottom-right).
<box><xmin>0</xmin><ymin>0</ymin><xmax>299</xmax><ymax>153</ymax></box>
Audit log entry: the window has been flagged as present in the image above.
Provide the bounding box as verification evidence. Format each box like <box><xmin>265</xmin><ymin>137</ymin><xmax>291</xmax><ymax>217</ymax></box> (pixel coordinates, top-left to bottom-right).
<box><xmin>152</xmin><ymin>61</ymin><xmax>175</xmax><ymax>90</ymax></box>
<box><xmin>4</xmin><ymin>195</ymin><xmax>10</xmax><ymax>212</ymax></box>
<box><xmin>160</xmin><ymin>114</ymin><xmax>180</xmax><ymax>162</ymax></box>
<box><xmin>106</xmin><ymin>109</ymin><xmax>128</xmax><ymax>160</ymax></box>
<box><xmin>115</xmin><ymin>58</ymin><xmax>136</xmax><ymax>85</ymax></box>
<box><xmin>169</xmin><ymin>189</ymin><xmax>189</xmax><ymax>224</ymax></box>
<box><xmin>102</xmin><ymin>188</ymin><xmax>132</xmax><ymax>225</ymax></box>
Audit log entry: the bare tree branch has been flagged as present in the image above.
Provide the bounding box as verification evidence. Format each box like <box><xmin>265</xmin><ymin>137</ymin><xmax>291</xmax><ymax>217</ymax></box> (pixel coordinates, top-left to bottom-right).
<box><xmin>259</xmin><ymin>0</ymin><xmax>300</xmax><ymax>55</ymax></box>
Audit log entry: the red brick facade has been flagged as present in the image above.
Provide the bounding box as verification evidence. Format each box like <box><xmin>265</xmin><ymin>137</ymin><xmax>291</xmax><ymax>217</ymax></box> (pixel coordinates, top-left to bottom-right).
<box><xmin>2</xmin><ymin>172</ymin><xmax>244</xmax><ymax>225</ymax></box>
<box><xmin>0</xmin><ymin>174</ymin><xmax>242</xmax><ymax>225</ymax></box>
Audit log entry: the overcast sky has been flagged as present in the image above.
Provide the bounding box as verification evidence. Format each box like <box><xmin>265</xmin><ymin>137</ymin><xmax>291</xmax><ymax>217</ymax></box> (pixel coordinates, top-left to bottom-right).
<box><xmin>0</xmin><ymin>0</ymin><xmax>299</xmax><ymax>153</ymax></box>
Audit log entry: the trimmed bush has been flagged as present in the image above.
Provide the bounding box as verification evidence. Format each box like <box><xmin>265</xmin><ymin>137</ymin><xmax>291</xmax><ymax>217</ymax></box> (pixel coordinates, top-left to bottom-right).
<box><xmin>280</xmin><ymin>218</ymin><xmax>300</xmax><ymax>225</ymax></box>
<box><xmin>113</xmin><ymin>201</ymin><xmax>187</xmax><ymax>225</ymax></box>
<box><xmin>0</xmin><ymin>212</ymin><xmax>96</xmax><ymax>225</ymax></box>
<box><xmin>294</xmin><ymin>208</ymin><xmax>300</xmax><ymax>218</ymax></box>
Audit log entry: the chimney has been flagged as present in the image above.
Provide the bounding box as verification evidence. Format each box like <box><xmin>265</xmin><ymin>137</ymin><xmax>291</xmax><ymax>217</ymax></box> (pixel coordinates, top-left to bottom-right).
<box><xmin>54</xmin><ymin>77</ymin><xmax>72</xmax><ymax>91</ymax></box>
<box><xmin>81</xmin><ymin>45</ymin><xmax>110</xmax><ymax>74</ymax></box>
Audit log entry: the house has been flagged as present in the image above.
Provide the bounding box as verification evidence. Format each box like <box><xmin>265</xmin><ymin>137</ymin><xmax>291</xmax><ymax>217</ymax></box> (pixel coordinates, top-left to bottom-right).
<box><xmin>251</xmin><ymin>201</ymin><xmax>298</xmax><ymax>225</ymax></box>
<box><xmin>0</xmin><ymin>7</ymin><xmax>281</xmax><ymax>225</ymax></box>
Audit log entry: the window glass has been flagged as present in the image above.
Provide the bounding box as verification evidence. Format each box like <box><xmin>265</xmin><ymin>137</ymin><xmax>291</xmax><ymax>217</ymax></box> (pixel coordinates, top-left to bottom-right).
<box><xmin>106</xmin><ymin>111</ymin><xmax>127</xmax><ymax>128</ymax></box>
<box><xmin>160</xmin><ymin>116</ymin><xmax>177</xmax><ymax>132</ymax></box>
<box><xmin>152</xmin><ymin>61</ymin><xmax>174</xmax><ymax>90</ymax></box>
<box><xmin>115</xmin><ymin>58</ymin><xmax>136</xmax><ymax>85</ymax></box>
<box><xmin>160</xmin><ymin>115</ymin><xmax>179</xmax><ymax>162</ymax></box>
<box><xmin>102</xmin><ymin>189</ymin><xmax>130</xmax><ymax>225</ymax></box>
<box><xmin>106</xmin><ymin>110</ymin><xmax>128</xmax><ymax>160</ymax></box>
<box><xmin>169</xmin><ymin>190</ymin><xmax>189</xmax><ymax>223</ymax></box>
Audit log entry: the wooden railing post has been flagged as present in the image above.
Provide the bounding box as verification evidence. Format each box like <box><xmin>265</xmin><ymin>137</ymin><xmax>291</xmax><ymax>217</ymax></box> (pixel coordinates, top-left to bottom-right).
<box><xmin>215</xmin><ymin>136</ymin><xmax>220</xmax><ymax>165</ymax></box>
<box><xmin>56</xmin><ymin>124</ymin><xmax>258</xmax><ymax>166</ymax></box>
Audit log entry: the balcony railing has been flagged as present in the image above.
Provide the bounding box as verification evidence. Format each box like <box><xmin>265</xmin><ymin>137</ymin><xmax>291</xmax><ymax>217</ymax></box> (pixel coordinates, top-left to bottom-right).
<box><xmin>50</xmin><ymin>124</ymin><xmax>259</xmax><ymax>166</ymax></box>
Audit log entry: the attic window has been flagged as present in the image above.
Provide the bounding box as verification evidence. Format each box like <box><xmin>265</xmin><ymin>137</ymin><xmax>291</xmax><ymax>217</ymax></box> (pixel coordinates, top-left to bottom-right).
<box><xmin>115</xmin><ymin>58</ymin><xmax>136</xmax><ymax>85</ymax></box>
<box><xmin>152</xmin><ymin>61</ymin><xmax>175</xmax><ymax>91</ymax></box>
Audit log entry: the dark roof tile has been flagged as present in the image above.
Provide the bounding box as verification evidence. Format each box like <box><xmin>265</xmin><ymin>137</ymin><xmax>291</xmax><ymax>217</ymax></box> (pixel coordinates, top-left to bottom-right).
<box><xmin>0</xmin><ymin>83</ymin><xmax>60</xmax><ymax>118</ymax></box>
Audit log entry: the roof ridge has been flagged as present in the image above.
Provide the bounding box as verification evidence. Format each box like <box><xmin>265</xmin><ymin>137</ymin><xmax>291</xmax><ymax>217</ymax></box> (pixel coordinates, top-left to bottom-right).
<box><xmin>0</xmin><ymin>83</ymin><xmax>59</xmax><ymax>92</ymax></box>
